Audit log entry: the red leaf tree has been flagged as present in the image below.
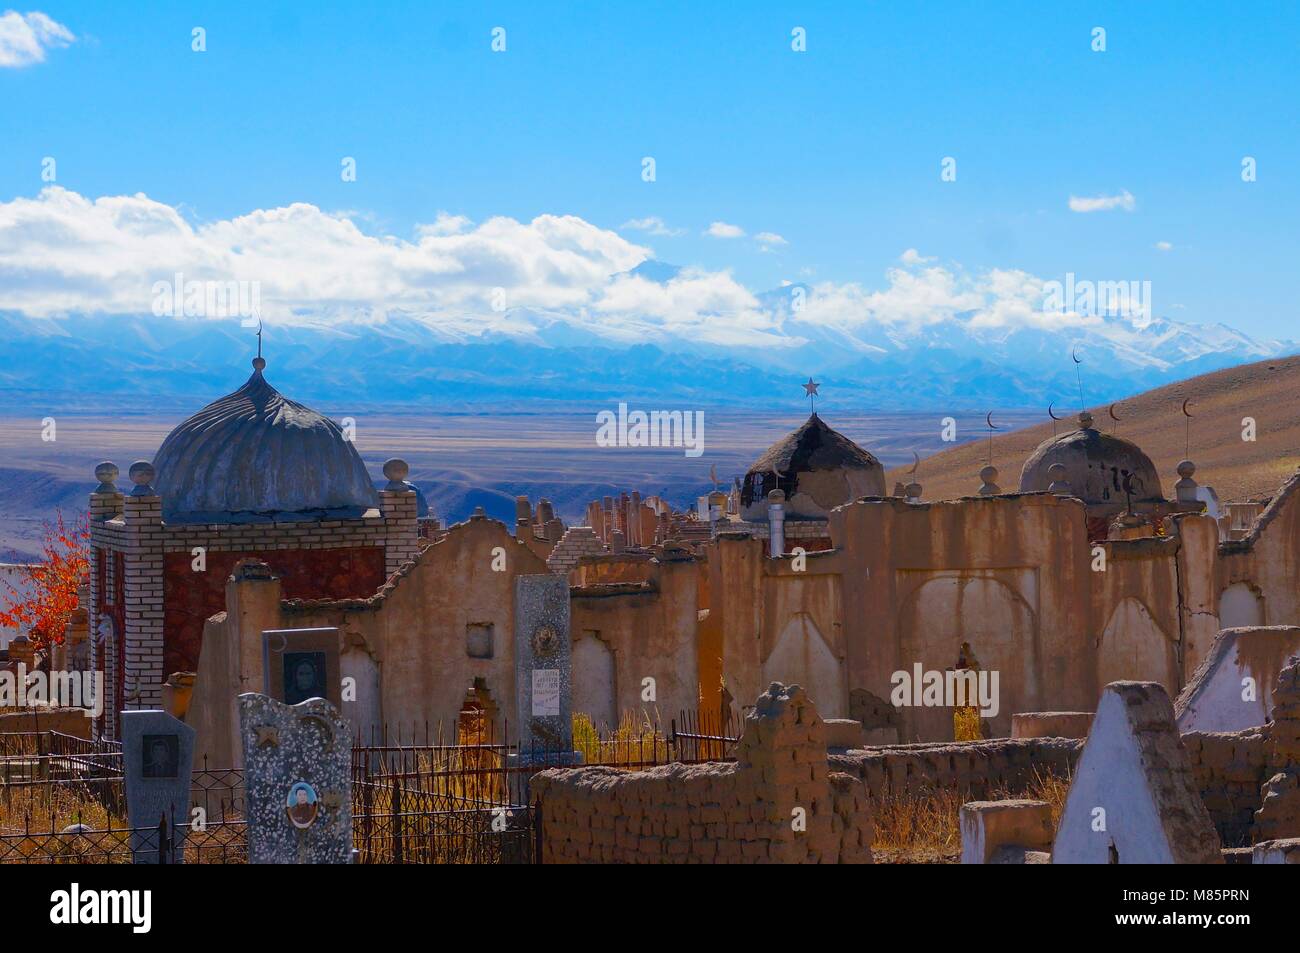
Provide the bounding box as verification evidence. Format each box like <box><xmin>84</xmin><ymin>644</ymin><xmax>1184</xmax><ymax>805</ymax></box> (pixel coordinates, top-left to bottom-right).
<box><xmin>0</xmin><ymin>510</ymin><xmax>90</xmax><ymax>651</ymax></box>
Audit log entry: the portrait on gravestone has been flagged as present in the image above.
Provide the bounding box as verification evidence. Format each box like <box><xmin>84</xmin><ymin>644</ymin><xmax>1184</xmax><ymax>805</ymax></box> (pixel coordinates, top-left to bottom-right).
<box><xmin>141</xmin><ymin>734</ymin><xmax>180</xmax><ymax>779</ymax></box>
<box><xmin>284</xmin><ymin>651</ymin><xmax>327</xmax><ymax>705</ymax></box>
<box><xmin>286</xmin><ymin>781</ymin><xmax>319</xmax><ymax>829</ymax></box>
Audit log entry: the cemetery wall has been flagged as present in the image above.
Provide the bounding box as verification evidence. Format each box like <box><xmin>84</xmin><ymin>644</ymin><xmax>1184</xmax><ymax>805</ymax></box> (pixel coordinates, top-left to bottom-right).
<box><xmin>829</xmin><ymin>737</ymin><xmax>1083</xmax><ymax>798</ymax></box>
<box><xmin>532</xmin><ymin>683</ymin><xmax>873</xmax><ymax>864</ymax></box>
<box><xmin>1181</xmin><ymin>728</ymin><xmax>1270</xmax><ymax>846</ymax></box>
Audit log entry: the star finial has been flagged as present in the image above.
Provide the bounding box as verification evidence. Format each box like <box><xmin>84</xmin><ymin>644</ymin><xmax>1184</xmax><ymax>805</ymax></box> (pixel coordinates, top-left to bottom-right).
<box><xmin>802</xmin><ymin>377</ymin><xmax>820</xmax><ymax>414</ymax></box>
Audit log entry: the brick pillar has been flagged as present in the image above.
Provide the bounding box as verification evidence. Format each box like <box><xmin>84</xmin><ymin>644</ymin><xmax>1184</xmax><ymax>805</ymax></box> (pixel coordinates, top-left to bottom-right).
<box><xmin>122</xmin><ymin>461</ymin><xmax>165</xmax><ymax>713</ymax></box>
<box><xmin>380</xmin><ymin>458</ymin><xmax>420</xmax><ymax>577</ymax></box>
<box><xmin>88</xmin><ymin>462</ymin><xmax>123</xmax><ymax>740</ymax></box>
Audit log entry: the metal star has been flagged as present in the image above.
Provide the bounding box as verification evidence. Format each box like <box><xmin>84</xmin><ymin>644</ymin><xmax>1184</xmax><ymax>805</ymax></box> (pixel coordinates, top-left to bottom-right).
<box><xmin>802</xmin><ymin>378</ymin><xmax>820</xmax><ymax>398</ymax></box>
<box><xmin>254</xmin><ymin>725</ymin><xmax>280</xmax><ymax>748</ymax></box>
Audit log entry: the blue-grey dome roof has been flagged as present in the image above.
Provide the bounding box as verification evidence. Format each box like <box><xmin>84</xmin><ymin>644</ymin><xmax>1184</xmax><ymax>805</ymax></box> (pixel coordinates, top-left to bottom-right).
<box><xmin>152</xmin><ymin>361</ymin><xmax>380</xmax><ymax>524</ymax></box>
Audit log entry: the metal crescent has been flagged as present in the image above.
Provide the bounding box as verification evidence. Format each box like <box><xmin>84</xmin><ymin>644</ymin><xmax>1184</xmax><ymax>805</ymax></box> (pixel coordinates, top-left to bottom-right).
<box><xmin>910</xmin><ymin>451</ymin><xmax>920</xmax><ymax>475</ymax></box>
<box><xmin>1048</xmin><ymin>402</ymin><xmax>1064</xmax><ymax>421</ymax></box>
<box><xmin>1108</xmin><ymin>403</ymin><xmax>1121</xmax><ymax>422</ymax></box>
<box><xmin>1182</xmin><ymin>398</ymin><xmax>1193</xmax><ymax>418</ymax></box>
<box><xmin>986</xmin><ymin>411</ymin><xmax>997</xmax><ymax>430</ymax></box>
<box><xmin>1072</xmin><ymin>346</ymin><xmax>1082</xmax><ymax>364</ymax></box>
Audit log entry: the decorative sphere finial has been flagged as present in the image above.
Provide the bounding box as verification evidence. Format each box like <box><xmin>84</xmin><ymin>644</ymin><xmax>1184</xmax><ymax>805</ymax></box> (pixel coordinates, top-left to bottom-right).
<box><xmin>382</xmin><ymin>457</ymin><xmax>411</xmax><ymax>490</ymax></box>
<box><xmin>128</xmin><ymin>460</ymin><xmax>156</xmax><ymax>496</ymax></box>
<box><xmin>252</xmin><ymin>356</ymin><xmax>266</xmax><ymax>372</ymax></box>
<box><xmin>94</xmin><ymin>461</ymin><xmax>119</xmax><ymax>493</ymax></box>
<box><xmin>1078</xmin><ymin>411</ymin><xmax>1095</xmax><ymax>430</ymax></box>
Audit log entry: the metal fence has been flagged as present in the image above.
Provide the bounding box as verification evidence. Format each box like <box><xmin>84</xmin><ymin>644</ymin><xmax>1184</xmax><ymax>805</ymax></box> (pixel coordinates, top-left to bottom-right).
<box><xmin>0</xmin><ymin>710</ymin><xmax>742</xmax><ymax>865</ymax></box>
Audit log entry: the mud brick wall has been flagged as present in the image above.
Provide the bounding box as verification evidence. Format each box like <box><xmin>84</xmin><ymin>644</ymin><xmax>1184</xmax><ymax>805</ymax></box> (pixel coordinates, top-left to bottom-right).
<box><xmin>1181</xmin><ymin>729</ymin><xmax>1269</xmax><ymax>847</ymax></box>
<box><xmin>532</xmin><ymin>683</ymin><xmax>873</xmax><ymax>864</ymax></box>
<box><xmin>829</xmin><ymin>737</ymin><xmax>1084</xmax><ymax>799</ymax></box>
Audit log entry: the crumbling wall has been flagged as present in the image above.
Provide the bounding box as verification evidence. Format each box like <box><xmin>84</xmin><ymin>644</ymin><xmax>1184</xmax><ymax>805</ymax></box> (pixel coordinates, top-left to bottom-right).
<box><xmin>830</xmin><ymin>737</ymin><xmax>1082</xmax><ymax>799</ymax></box>
<box><xmin>1180</xmin><ymin>729</ymin><xmax>1269</xmax><ymax>847</ymax></box>
<box><xmin>532</xmin><ymin>683</ymin><xmax>872</xmax><ymax>864</ymax></box>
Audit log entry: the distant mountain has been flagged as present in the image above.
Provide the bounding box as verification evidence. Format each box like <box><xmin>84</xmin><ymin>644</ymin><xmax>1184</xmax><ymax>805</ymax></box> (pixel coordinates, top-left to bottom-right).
<box><xmin>0</xmin><ymin>283</ymin><xmax>1292</xmax><ymax>413</ymax></box>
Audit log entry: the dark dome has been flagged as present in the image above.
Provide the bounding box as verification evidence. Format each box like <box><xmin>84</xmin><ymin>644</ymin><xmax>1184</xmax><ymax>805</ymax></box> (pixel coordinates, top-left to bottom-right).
<box><xmin>740</xmin><ymin>414</ymin><xmax>886</xmax><ymax>520</ymax></box>
<box><xmin>152</xmin><ymin>361</ymin><xmax>380</xmax><ymax>524</ymax></box>
<box><xmin>1019</xmin><ymin>412</ymin><xmax>1163</xmax><ymax>510</ymax></box>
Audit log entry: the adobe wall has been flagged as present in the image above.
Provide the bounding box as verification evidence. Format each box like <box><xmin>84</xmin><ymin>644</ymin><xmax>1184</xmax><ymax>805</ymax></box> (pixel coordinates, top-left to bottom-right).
<box><xmin>1219</xmin><ymin>474</ymin><xmax>1300</xmax><ymax>627</ymax></box>
<box><xmin>532</xmin><ymin>683</ymin><xmax>872</xmax><ymax>864</ymax></box>
<box><xmin>278</xmin><ymin>515</ymin><xmax>549</xmax><ymax>740</ymax></box>
<box><xmin>711</xmin><ymin>535</ymin><xmax>846</xmax><ymax>720</ymax></box>
<box><xmin>829</xmin><ymin>737</ymin><xmax>1083</xmax><ymax>799</ymax></box>
<box><xmin>1180</xmin><ymin>729</ymin><xmax>1269</xmax><ymax>848</ymax></box>
<box><xmin>831</xmin><ymin>494</ymin><xmax>1094</xmax><ymax>740</ymax></box>
<box><xmin>570</xmin><ymin>556</ymin><xmax>699</xmax><ymax>726</ymax></box>
<box><xmin>708</xmin><ymin>492</ymin><xmax>1229</xmax><ymax>744</ymax></box>
<box><xmin>190</xmin><ymin>516</ymin><xmax>550</xmax><ymax>765</ymax></box>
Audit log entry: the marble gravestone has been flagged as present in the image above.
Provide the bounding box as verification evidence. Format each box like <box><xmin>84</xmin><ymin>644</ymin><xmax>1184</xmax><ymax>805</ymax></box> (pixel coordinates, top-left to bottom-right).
<box><xmin>514</xmin><ymin>574</ymin><xmax>573</xmax><ymax>756</ymax></box>
<box><xmin>239</xmin><ymin>693</ymin><xmax>352</xmax><ymax>864</ymax></box>
<box><xmin>122</xmin><ymin>709</ymin><xmax>195</xmax><ymax>864</ymax></box>
<box><xmin>262</xmin><ymin>627</ymin><xmax>342</xmax><ymax>708</ymax></box>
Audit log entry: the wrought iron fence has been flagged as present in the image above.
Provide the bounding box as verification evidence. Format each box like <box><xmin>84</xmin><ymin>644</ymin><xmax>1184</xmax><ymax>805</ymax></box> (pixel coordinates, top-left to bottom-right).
<box><xmin>0</xmin><ymin>709</ymin><xmax>742</xmax><ymax>865</ymax></box>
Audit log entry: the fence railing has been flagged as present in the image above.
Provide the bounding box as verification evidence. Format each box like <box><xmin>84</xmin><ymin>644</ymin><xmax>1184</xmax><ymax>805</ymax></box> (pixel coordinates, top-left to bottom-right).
<box><xmin>0</xmin><ymin>709</ymin><xmax>743</xmax><ymax>865</ymax></box>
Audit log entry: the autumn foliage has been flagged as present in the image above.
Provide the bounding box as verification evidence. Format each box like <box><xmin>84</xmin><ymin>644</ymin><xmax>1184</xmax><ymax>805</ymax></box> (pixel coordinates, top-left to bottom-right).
<box><xmin>0</xmin><ymin>510</ymin><xmax>90</xmax><ymax>651</ymax></box>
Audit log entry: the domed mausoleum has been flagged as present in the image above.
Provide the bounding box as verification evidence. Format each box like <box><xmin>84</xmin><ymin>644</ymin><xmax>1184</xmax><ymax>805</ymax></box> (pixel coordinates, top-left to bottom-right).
<box><xmin>152</xmin><ymin>358</ymin><xmax>380</xmax><ymax>524</ymax></box>
<box><xmin>740</xmin><ymin>414</ymin><xmax>886</xmax><ymax>521</ymax></box>
<box><xmin>86</xmin><ymin>357</ymin><xmax>424</xmax><ymax>737</ymax></box>
<box><xmin>1019</xmin><ymin>411</ymin><xmax>1164</xmax><ymax>516</ymax></box>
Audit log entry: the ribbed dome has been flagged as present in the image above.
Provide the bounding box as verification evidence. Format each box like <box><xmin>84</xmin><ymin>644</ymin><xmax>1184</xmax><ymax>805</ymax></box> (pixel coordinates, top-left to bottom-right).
<box><xmin>740</xmin><ymin>413</ymin><xmax>886</xmax><ymax>520</ymax></box>
<box><xmin>152</xmin><ymin>361</ymin><xmax>380</xmax><ymax>524</ymax></box>
<box><xmin>1019</xmin><ymin>412</ymin><xmax>1163</xmax><ymax>510</ymax></box>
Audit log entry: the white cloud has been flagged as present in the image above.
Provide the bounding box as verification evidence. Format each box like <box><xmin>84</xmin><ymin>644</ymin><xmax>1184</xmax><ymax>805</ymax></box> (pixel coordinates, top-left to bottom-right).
<box><xmin>0</xmin><ymin>187</ymin><xmax>1117</xmax><ymax>345</ymax></box>
<box><xmin>1154</xmin><ymin>240</ymin><xmax>1173</xmax><ymax>251</ymax></box>
<box><xmin>754</xmin><ymin>231</ymin><xmax>787</xmax><ymax>249</ymax></box>
<box><xmin>416</xmin><ymin>211</ymin><xmax>473</xmax><ymax>237</ymax></box>
<box><xmin>619</xmin><ymin>216</ymin><xmax>684</xmax><ymax>237</ymax></box>
<box><xmin>704</xmin><ymin>221</ymin><xmax>745</xmax><ymax>239</ymax></box>
<box><xmin>1068</xmin><ymin>190</ymin><xmax>1136</xmax><ymax>213</ymax></box>
<box><xmin>899</xmin><ymin>248</ymin><xmax>935</xmax><ymax>265</ymax></box>
<box><xmin>0</xmin><ymin>11</ymin><xmax>74</xmax><ymax>68</ymax></box>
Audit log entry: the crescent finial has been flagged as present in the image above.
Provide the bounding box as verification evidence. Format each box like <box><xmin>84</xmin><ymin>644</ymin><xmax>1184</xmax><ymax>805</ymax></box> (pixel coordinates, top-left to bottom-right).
<box><xmin>986</xmin><ymin>411</ymin><xmax>997</xmax><ymax>430</ymax></box>
<box><xmin>1108</xmin><ymin>403</ymin><xmax>1121</xmax><ymax>422</ymax></box>
<box><xmin>910</xmin><ymin>451</ymin><xmax>920</xmax><ymax>475</ymax></box>
<box><xmin>1072</xmin><ymin>345</ymin><xmax>1082</xmax><ymax>364</ymax></box>
<box><xmin>1048</xmin><ymin>402</ymin><xmax>1063</xmax><ymax>421</ymax></box>
<box><xmin>1181</xmin><ymin>398</ymin><xmax>1193</xmax><ymax>418</ymax></box>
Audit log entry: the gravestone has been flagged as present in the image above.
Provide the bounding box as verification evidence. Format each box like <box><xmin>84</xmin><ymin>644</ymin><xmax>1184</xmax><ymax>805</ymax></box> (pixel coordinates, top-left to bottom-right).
<box><xmin>514</xmin><ymin>574</ymin><xmax>572</xmax><ymax>755</ymax></box>
<box><xmin>262</xmin><ymin>627</ymin><xmax>341</xmax><ymax>708</ymax></box>
<box><xmin>239</xmin><ymin>693</ymin><xmax>352</xmax><ymax>864</ymax></box>
<box><xmin>122</xmin><ymin>709</ymin><xmax>195</xmax><ymax>864</ymax></box>
<box><xmin>1052</xmin><ymin>681</ymin><xmax>1221</xmax><ymax>864</ymax></box>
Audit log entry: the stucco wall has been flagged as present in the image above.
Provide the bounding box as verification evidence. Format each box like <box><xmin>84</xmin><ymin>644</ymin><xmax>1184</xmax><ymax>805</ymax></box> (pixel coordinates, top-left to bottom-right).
<box><xmin>570</xmin><ymin>557</ymin><xmax>699</xmax><ymax>726</ymax></box>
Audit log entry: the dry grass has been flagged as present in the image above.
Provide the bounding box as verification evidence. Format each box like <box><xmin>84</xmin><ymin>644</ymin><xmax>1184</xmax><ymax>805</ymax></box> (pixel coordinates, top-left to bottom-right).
<box><xmin>0</xmin><ymin>781</ymin><xmax>122</xmax><ymax>835</ymax></box>
<box><xmin>572</xmin><ymin>711</ymin><xmax>670</xmax><ymax>766</ymax></box>
<box><xmin>871</xmin><ymin>767</ymin><xmax>1071</xmax><ymax>864</ymax></box>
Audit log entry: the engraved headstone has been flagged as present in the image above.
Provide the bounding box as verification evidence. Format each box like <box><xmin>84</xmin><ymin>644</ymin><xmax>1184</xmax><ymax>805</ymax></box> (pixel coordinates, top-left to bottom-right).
<box><xmin>263</xmin><ymin>627</ymin><xmax>341</xmax><ymax>708</ymax></box>
<box><xmin>121</xmin><ymin>709</ymin><xmax>195</xmax><ymax>864</ymax></box>
<box><xmin>514</xmin><ymin>574</ymin><xmax>572</xmax><ymax>755</ymax></box>
<box><xmin>239</xmin><ymin>693</ymin><xmax>352</xmax><ymax>864</ymax></box>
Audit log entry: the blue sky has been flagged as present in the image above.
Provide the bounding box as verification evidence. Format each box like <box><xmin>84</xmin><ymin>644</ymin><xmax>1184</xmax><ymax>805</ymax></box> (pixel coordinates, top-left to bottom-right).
<box><xmin>1</xmin><ymin>1</ymin><xmax>1297</xmax><ymax>339</ymax></box>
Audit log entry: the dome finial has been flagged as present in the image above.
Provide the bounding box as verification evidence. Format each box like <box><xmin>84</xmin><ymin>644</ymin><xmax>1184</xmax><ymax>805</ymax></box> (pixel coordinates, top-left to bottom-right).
<box><xmin>252</xmin><ymin>319</ymin><xmax>266</xmax><ymax>372</ymax></box>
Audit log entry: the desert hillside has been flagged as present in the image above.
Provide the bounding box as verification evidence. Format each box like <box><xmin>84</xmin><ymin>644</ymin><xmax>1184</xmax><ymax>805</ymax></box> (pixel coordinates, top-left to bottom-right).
<box><xmin>888</xmin><ymin>355</ymin><xmax>1300</xmax><ymax>505</ymax></box>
